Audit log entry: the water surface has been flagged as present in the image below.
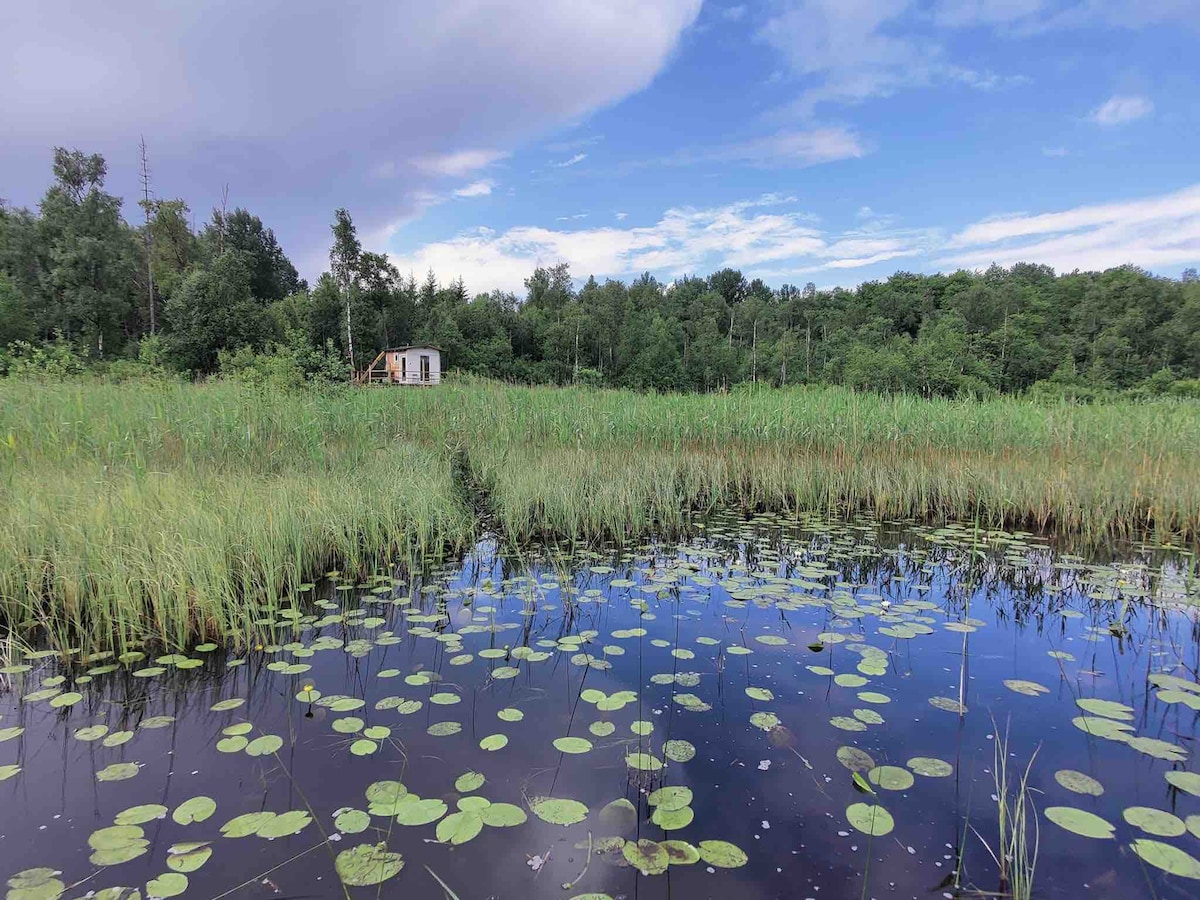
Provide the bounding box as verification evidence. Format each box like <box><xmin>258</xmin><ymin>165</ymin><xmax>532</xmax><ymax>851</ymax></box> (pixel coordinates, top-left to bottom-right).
<box><xmin>2</xmin><ymin>513</ymin><xmax>1199</xmax><ymax>900</ymax></box>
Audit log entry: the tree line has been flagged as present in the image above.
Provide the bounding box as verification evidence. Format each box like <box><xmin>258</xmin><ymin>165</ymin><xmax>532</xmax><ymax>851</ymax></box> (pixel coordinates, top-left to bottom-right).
<box><xmin>3</xmin><ymin>147</ymin><xmax>1199</xmax><ymax>398</ymax></box>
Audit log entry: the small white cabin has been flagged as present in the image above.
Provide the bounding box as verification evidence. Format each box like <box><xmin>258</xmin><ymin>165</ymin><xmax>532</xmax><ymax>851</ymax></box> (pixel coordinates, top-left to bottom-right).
<box><xmin>360</xmin><ymin>345</ymin><xmax>442</xmax><ymax>385</ymax></box>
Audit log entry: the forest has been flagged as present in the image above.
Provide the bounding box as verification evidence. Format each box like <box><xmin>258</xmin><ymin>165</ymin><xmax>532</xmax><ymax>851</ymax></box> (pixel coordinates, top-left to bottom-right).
<box><xmin>3</xmin><ymin>147</ymin><xmax>1199</xmax><ymax>399</ymax></box>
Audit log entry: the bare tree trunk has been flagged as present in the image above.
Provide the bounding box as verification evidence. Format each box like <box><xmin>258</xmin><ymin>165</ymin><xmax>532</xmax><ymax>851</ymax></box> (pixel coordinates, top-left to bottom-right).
<box><xmin>139</xmin><ymin>137</ymin><xmax>155</xmax><ymax>334</ymax></box>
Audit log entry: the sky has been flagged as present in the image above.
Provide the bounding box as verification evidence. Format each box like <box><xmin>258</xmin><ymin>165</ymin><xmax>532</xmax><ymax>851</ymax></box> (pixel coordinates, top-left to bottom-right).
<box><xmin>2</xmin><ymin>1</ymin><xmax>1198</xmax><ymax>294</ymax></box>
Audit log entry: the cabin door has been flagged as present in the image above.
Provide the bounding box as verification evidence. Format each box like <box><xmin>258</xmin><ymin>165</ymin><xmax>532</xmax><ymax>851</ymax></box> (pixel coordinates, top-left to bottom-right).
<box><xmin>420</xmin><ymin>355</ymin><xmax>430</xmax><ymax>382</ymax></box>
<box><xmin>399</xmin><ymin>356</ymin><xmax>407</xmax><ymax>382</ymax></box>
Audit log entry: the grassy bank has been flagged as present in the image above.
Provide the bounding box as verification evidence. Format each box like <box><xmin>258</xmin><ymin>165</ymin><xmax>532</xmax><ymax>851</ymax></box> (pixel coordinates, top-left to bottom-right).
<box><xmin>2</xmin><ymin>377</ymin><xmax>1198</xmax><ymax>651</ymax></box>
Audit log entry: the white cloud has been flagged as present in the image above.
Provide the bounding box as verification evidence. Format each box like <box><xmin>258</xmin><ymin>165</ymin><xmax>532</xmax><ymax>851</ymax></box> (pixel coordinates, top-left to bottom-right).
<box><xmin>615</xmin><ymin>211</ymin><xmax>629</xmax><ymax>220</ymax></box>
<box><xmin>390</xmin><ymin>184</ymin><xmax>1200</xmax><ymax>294</ymax></box>
<box><xmin>388</xmin><ymin>194</ymin><xmax>931</xmax><ymax>293</ymax></box>
<box><xmin>940</xmin><ymin>184</ymin><xmax>1200</xmax><ymax>272</ymax></box>
<box><xmin>653</xmin><ymin>127</ymin><xmax>866</xmax><ymax>168</ymax></box>
<box><xmin>1087</xmin><ymin>94</ymin><xmax>1153</xmax><ymax>126</ymax></box>
<box><xmin>934</xmin><ymin>0</ymin><xmax>1197</xmax><ymax>31</ymax></box>
<box><xmin>453</xmin><ymin>180</ymin><xmax>496</xmax><ymax>198</ymax></box>
<box><xmin>0</xmin><ymin>1</ymin><xmax>703</xmax><ymax>275</ymax></box>
<box><xmin>415</xmin><ymin>150</ymin><xmax>508</xmax><ymax>178</ymax></box>
<box><xmin>554</xmin><ymin>153</ymin><xmax>588</xmax><ymax>168</ymax></box>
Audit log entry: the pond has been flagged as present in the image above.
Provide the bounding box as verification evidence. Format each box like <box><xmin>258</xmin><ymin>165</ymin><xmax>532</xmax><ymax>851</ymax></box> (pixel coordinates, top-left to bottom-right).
<box><xmin>1</xmin><ymin>512</ymin><xmax>1199</xmax><ymax>900</ymax></box>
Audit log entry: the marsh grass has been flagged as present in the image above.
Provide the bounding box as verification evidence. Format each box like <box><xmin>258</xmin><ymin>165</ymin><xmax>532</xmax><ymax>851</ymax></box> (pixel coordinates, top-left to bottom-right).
<box><xmin>1</xmin><ymin>376</ymin><xmax>1197</xmax><ymax>651</ymax></box>
<box><xmin>971</xmin><ymin>723</ymin><xmax>1041</xmax><ymax>900</ymax></box>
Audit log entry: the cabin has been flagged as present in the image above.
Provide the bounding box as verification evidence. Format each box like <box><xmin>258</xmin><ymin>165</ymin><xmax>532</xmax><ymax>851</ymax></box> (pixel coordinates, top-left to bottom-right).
<box><xmin>357</xmin><ymin>345</ymin><xmax>442</xmax><ymax>385</ymax></box>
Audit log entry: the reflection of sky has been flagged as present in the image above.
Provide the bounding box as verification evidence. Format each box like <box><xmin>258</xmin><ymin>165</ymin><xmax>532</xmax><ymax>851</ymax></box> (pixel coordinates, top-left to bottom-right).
<box><xmin>0</xmin><ymin>516</ymin><xmax>1196</xmax><ymax>899</ymax></box>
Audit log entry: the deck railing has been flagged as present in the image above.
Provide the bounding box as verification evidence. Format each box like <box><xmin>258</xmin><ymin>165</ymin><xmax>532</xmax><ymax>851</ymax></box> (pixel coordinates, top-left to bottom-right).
<box><xmin>355</xmin><ymin>370</ymin><xmax>443</xmax><ymax>385</ymax></box>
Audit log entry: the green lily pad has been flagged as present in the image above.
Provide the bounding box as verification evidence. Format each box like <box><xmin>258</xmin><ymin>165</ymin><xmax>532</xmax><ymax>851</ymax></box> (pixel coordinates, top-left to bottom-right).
<box><xmin>145</xmin><ymin>873</ymin><xmax>188</xmax><ymax>898</ymax></box>
<box><xmin>217</xmin><ymin>736</ymin><xmax>248</xmax><ymax>753</ymax></box>
<box><xmin>589</xmin><ymin>721</ymin><xmax>615</xmax><ymax>737</ymax></box>
<box><xmin>907</xmin><ymin>757</ymin><xmax>953</xmax><ymax>778</ymax></box>
<box><xmin>49</xmin><ymin>691</ymin><xmax>83</xmax><ymax>708</ymax></box>
<box><xmin>221</xmin><ymin>812</ymin><xmax>276</xmax><ymax>838</ymax></box>
<box><xmin>455</xmin><ymin>771</ymin><xmax>486</xmax><ymax>793</ymax></box>
<box><xmin>0</xmin><ymin>765</ymin><xmax>20</xmax><ymax>782</ymax></box>
<box><xmin>209</xmin><ymin>698</ymin><xmax>245</xmax><ymax>712</ymax></box>
<box><xmin>624</xmin><ymin>839</ymin><xmax>669</xmax><ymax>875</ymax></box>
<box><xmin>480</xmin><ymin>733</ymin><xmax>508</xmax><ymax>751</ymax></box>
<box><xmin>837</xmin><ymin>746</ymin><xmax>876</xmax><ymax>772</ymax></box>
<box><xmin>350</xmin><ymin>739</ymin><xmax>378</xmax><ymax>756</ymax></box>
<box><xmin>480</xmin><ymin>802</ymin><xmax>527</xmax><ymax>827</ymax></box>
<box><xmin>74</xmin><ymin>724</ymin><xmax>110</xmax><ymax>741</ymax></box>
<box><xmin>97</xmin><ymin>762</ymin><xmax>139</xmax><ymax>782</ymax></box>
<box><xmin>497</xmin><ymin>708</ymin><xmax>524</xmax><ymax>722</ymax></box>
<box><xmin>928</xmin><ymin>696</ymin><xmax>967</xmax><ymax>714</ymax></box>
<box><xmin>625</xmin><ymin>752</ymin><xmax>664</xmax><ymax>771</ymax></box>
<box><xmin>1004</xmin><ymin>680</ymin><xmax>1050</xmax><ymax>697</ymax></box>
<box><xmin>745</xmin><ymin>687</ymin><xmax>774</xmax><ymax>701</ymax></box>
<box><xmin>662</xmin><ymin>840</ymin><xmax>701</xmax><ymax>865</ymax></box>
<box><xmin>166</xmin><ymin>843</ymin><xmax>212</xmax><ymax>873</ymax></box>
<box><xmin>1044</xmin><ymin>806</ymin><xmax>1114</xmax><ymax>839</ymax></box>
<box><xmin>172</xmin><ymin>796</ymin><xmax>216</xmax><ymax>825</ymax></box>
<box><xmin>1130</xmin><ymin>840</ymin><xmax>1200</xmax><ymax>879</ymax></box>
<box><xmin>394</xmin><ymin>797</ymin><xmax>448</xmax><ymax>826</ymax></box>
<box><xmin>868</xmin><ymin>766</ymin><xmax>914</xmax><ymax>791</ymax></box>
<box><xmin>1075</xmin><ymin>698</ymin><xmax>1134</xmax><ymax>721</ymax></box>
<box><xmin>115</xmin><ymin>804</ymin><xmax>168</xmax><ymax>825</ymax></box>
<box><xmin>436</xmin><ymin>811</ymin><xmax>483</xmax><ymax>845</ymax></box>
<box><xmin>529</xmin><ymin>796</ymin><xmax>589</xmax><ymax>826</ymax></box>
<box><xmin>427</xmin><ymin>721</ymin><xmax>461</xmax><ymax>737</ymax></box>
<box><xmin>256</xmin><ymin>810</ymin><xmax>312</xmax><ymax>838</ymax></box>
<box><xmin>1165</xmin><ymin>771</ymin><xmax>1200</xmax><ymax>796</ymax></box>
<box><xmin>243</xmin><ymin>734</ymin><xmax>282</xmax><ymax>756</ymax></box>
<box><xmin>335</xmin><ymin>843</ymin><xmax>405</xmax><ymax>887</ymax></box>
<box><xmin>1055</xmin><ymin>770</ymin><xmax>1104</xmax><ymax>796</ymax></box>
<box><xmin>1123</xmin><ymin>806</ymin><xmax>1186</xmax><ymax>837</ymax></box>
<box><xmin>554</xmin><ymin>736</ymin><xmax>593</xmax><ymax>754</ymax></box>
<box><xmin>650</xmin><ymin>805</ymin><xmax>694</xmax><ymax>830</ymax></box>
<box><xmin>0</xmin><ymin>726</ymin><xmax>26</xmax><ymax>743</ymax></box>
<box><xmin>663</xmin><ymin>739</ymin><xmax>696</xmax><ymax>762</ymax></box>
<box><xmin>6</xmin><ymin>869</ymin><xmax>64</xmax><ymax>900</ymax></box>
<box><xmin>697</xmin><ymin>839</ymin><xmax>748</xmax><ymax>868</ymax></box>
<box><xmin>846</xmin><ymin>803</ymin><xmax>894</xmax><ymax>836</ymax></box>
<box><xmin>335</xmin><ymin>809</ymin><xmax>370</xmax><ymax>834</ymax></box>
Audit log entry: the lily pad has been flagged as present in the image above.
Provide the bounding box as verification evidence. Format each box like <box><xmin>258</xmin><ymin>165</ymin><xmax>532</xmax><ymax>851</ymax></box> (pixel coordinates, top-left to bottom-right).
<box><xmin>907</xmin><ymin>757</ymin><xmax>953</xmax><ymax>778</ymax></box>
<box><xmin>1129</xmin><ymin>840</ymin><xmax>1200</xmax><ymax>879</ymax></box>
<box><xmin>529</xmin><ymin>796</ymin><xmax>589</xmax><ymax>826</ymax></box>
<box><xmin>455</xmin><ymin>771</ymin><xmax>486</xmax><ymax>792</ymax></box>
<box><xmin>394</xmin><ymin>797</ymin><xmax>448</xmax><ymax>826</ymax></box>
<box><xmin>1004</xmin><ymin>679</ymin><xmax>1050</xmax><ymax>697</ymax></box>
<box><xmin>145</xmin><ymin>873</ymin><xmax>188</xmax><ymax>898</ymax></box>
<box><xmin>1055</xmin><ymin>770</ymin><xmax>1104</xmax><ymax>796</ymax></box>
<box><xmin>837</xmin><ymin>746</ymin><xmax>876</xmax><ymax>772</ymax></box>
<box><xmin>480</xmin><ymin>803</ymin><xmax>527</xmax><ymax>827</ymax></box>
<box><xmin>846</xmin><ymin>803</ymin><xmax>894</xmax><ymax>836</ymax></box>
<box><xmin>335</xmin><ymin>843</ymin><xmax>405</xmax><ymax>887</ymax></box>
<box><xmin>554</xmin><ymin>736</ymin><xmax>594</xmax><ymax>754</ymax></box>
<box><xmin>245</xmin><ymin>735</ymin><xmax>283</xmax><ymax>756</ymax></box>
<box><xmin>1044</xmin><ymin>806</ymin><xmax>1114</xmax><ymax>839</ymax></box>
<box><xmin>1165</xmin><ymin>771</ymin><xmax>1200</xmax><ymax>797</ymax></box>
<box><xmin>335</xmin><ymin>809</ymin><xmax>370</xmax><ymax>834</ymax></box>
<box><xmin>172</xmin><ymin>796</ymin><xmax>216</xmax><ymax>825</ymax></box>
<box><xmin>115</xmin><ymin>804</ymin><xmax>168</xmax><ymax>825</ymax></box>
<box><xmin>97</xmin><ymin>762</ymin><xmax>139</xmax><ymax>782</ymax></box>
<box><xmin>697</xmin><ymin>839</ymin><xmax>748</xmax><ymax>868</ymax></box>
<box><xmin>480</xmin><ymin>733</ymin><xmax>508</xmax><ymax>751</ymax></box>
<box><xmin>436</xmin><ymin>811</ymin><xmax>483</xmax><ymax>845</ymax></box>
<box><xmin>623</xmin><ymin>839</ymin><xmax>669</xmax><ymax>875</ymax></box>
<box><xmin>1123</xmin><ymin>806</ymin><xmax>1186</xmax><ymax>837</ymax></box>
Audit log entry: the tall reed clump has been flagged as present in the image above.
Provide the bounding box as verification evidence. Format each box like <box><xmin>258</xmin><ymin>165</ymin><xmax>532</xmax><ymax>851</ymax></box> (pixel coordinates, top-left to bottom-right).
<box><xmin>1</xmin><ymin>377</ymin><xmax>1197</xmax><ymax>651</ymax></box>
<box><xmin>972</xmin><ymin>723</ymin><xmax>1040</xmax><ymax>900</ymax></box>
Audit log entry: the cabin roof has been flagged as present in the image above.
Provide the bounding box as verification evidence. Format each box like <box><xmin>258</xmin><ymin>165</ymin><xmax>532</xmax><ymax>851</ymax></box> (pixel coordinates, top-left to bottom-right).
<box><xmin>382</xmin><ymin>345</ymin><xmax>441</xmax><ymax>353</ymax></box>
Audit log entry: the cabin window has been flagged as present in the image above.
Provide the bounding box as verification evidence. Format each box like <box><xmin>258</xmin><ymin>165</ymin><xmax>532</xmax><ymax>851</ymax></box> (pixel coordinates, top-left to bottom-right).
<box><xmin>420</xmin><ymin>355</ymin><xmax>430</xmax><ymax>381</ymax></box>
<box><xmin>400</xmin><ymin>356</ymin><xmax>407</xmax><ymax>380</ymax></box>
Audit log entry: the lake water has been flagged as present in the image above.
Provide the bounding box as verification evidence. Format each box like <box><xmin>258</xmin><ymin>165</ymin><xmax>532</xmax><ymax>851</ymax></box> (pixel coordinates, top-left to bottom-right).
<box><xmin>1</xmin><ymin>512</ymin><xmax>1198</xmax><ymax>900</ymax></box>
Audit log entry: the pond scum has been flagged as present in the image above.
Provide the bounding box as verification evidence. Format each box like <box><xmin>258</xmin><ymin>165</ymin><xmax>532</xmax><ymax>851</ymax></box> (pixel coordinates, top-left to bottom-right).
<box><xmin>0</xmin><ymin>377</ymin><xmax>1198</xmax><ymax>653</ymax></box>
<box><xmin>0</xmin><ymin>513</ymin><xmax>1198</xmax><ymax>899</ymax></box>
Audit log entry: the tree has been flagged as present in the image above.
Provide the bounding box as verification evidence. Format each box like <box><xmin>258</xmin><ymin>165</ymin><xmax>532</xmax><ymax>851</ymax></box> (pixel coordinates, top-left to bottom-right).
<box><xmin>330</xmin><ymin>209</ymin><xmax>361</xmax><ymax>372</ymax></box>
<box><xmin>163</xmin><ymin>251</ymin><xmax>271</xmax><ymax>372</ymax></box>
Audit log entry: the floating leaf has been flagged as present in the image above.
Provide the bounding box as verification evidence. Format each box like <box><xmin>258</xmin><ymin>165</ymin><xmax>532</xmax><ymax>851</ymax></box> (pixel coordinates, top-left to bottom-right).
<box><xmin>427</xmin><ymin>721</ymin><xmax>462</xmax><ymax>737</ymax></box>
<box><xmin>166</xmin><ymin>843</ymin><xmax>212</xmax><ymax>874</ymax></box>
<box><xmin>754</xmin><ymin>635</ymin><xmax>789</xmax><ymax>646</ymax></box>
<box><xmin>49</xmin><ymin>691</ymin><xmax>83</xmax><ymax>708</ymax></box>
<box><xmin>6</xmin><ymin>869</ymin><xmax>64</xmax><ymax>900</ymax></box>
<box><xmin>529</xmin><ymin>796</ymin><xmax>589</xmax><ymax>826</ymax></box>
<box><xmin>436</xmin><ymin>811</ymin><xmax>483</xmax><ymax>845</ymax></box>
<box><xmin>830</xmin><ymin>716</ymin><xmax>867</xmax><ymax>732</ymax></box>
<box><xmin>394</xmin><ymin>797</ymin><xmax>448</xmax><ymax>826</ymax></box>
<box><xmin>480</xmin><ymin>803</ymin><xmax>527</xmax><ymax>827</ymax></box>
<box><xmin>623</xmin><ymin>839</ymin><xmax>669</xmax><ymax>875</ymax></box>
<box><xmin>221</xmin><ymin>812</ymin><xmax>276</xmax><ymax>838</ymax></box>
<box><xmin>837</xmin><ymin>746</ymin><xmax>876</xmax><ymax>772</ymax></box>
<box><xmin>256</xmin><ymin>810</ymin><xmax>312</xmax><ymax>839</ymax></box>
<box><xmin>554</xmin><ymin>736</ymin><xmax>593</xmax><ymax>754</ymax></box>
<box><xmin>209</xmin><ymin>698</ymin><xmax>245</xmax><ymax>712</ymax></box>
<box><xmin>1075</xmin><ymin>698</ymin><xmax>1134</xmax><ymax>721</ymax></box>
<box><xmin>662</xmin><ymin>840</ymin><xmax>700</xmax><ymax>865</ymax></box>
<box><xmin>350</xmin><ymin>739</ymin><xmax>378</xmax><ymax>756</ymax></box>
<box><xmin>497</xmin><ymin>708</ymin><xmax>524</xmax><ymax>722</ymax></box>
<box><xmin>480</xmin><ymin>733</ymin><xmax>508</xmax><ymax>751</ymax></box>
<box><xmin>1165</xmin><ymin>771</ymin><xmax>1200</xmax><ymax>797</ymax></box>
<box><xmin>115</xmin><ymin>804</ymin><xmax>168</xmax><ymax>825</ymax></box>
<box><xmin>455</xmin><ymin>771</ymin><xmax>486</xmax><ymax>792</ymax></box>
<box><xmin>928</xmin><ymin>696</ymin><xmax>967</xmax><ymax>714</ymax></box>
<box><xmin>97</xmin><ymin>762</ymin><xmax>139</xmax><ymax>782</ymax></box>
<box><xmin>663</xmin><ymin>739</ymin><xmax>696</xmax><ymax>762</ymax></box>
<box><xmin>650</xmin><ymin>805</ymin><xmax>694</xmax><ymax>830</ymax></box>
<box><xmin>1123</xmin><ymin>806</ymin><xmax>1186</xmax><ymax>837</ymax></box>
<box><xmin>0</xmin><ymin>726</ymin><xmax>26</xmax><ymax>743</ymax></box>
<box><xmin>749</xmin><ymin>711</ymin><xmax>780</xmax><ymax>731</ymax></box>
<box><xmin>868</xmin><ymin>766</ymin><xmax>914</xmax><ymax>791</ymax></box>
<box><xmin>589</xmin><ymin>721</ymin><xmax>615</xmax><ymax>737</ymax></box>
<box><xmin>697</xmin><ymin>840</ymin><xmax>748</xmax><ymax>868</ymax></box>
<box><xmin>245</xmin><ymin>734</ymin><xmax>283</xmax><ymax>756</ymax></box>
<box><xmin>1044</xmin><ymin>807</ymin><xmax>1114</xmax><ymax>839</ymax></box>
<box><xmin>335</xmin><ymin>809</ymin><xmax>370</xmax><ymax>834</ymax></box>
<box><xmin>336</xmin><ymin>843</ymin><xmax>406</xmax><ymax>887</ymax></box>
<box><xmin>172</xmin><ymin>796</ymin><xmax>216</xmax><ymax>825</ymax></box>
<box><xmin>745</xmin><ymin>687</ymin><xmax>774</xmax><ymax>701</ymax></box>
<box><xmin>1055</xmin><ymin>770</ymin><xmax>1103</xmax><ymax>796</ymax></box>
<box><xmin>907</xmin><ymin>757</ymin><xmax>953</xmax><ymax>778</ymax></box>
<box><xmin>145</xmin><ymin>873</ymin><xmax>188</xmax><ymax>898</ymax></box>
<box><xmin>625</xmin><ymin>752</ymin><xmax>664</xmax><ymax>771</ymax></box>
<box><xmin>74</xmin><ymin>724</ymin><xmax>109</xmax><ymax>742</ymax></box>
<box><xmin>846</xmin><ymin>803</ymin><xmax>894</xmax><ymax>836</ymax></box>
<box><xmin>217</xmin><ymin>736</ymin><xmax>248</xmax><ymax>753</ymax></box>
<box><xmin>1129</xmin><ymin>840</ymin><xmax>1200</xmax><ymax>879</ymax></box>
<box><xmin>1004</xmin><ymin>679</ymin><xmax>1050</xmax><ymax>697</ymax></box>
<box><xmin>0</xmin><ymin>765</ymin><xmax>20</xmax><ymax>782</ymax></box>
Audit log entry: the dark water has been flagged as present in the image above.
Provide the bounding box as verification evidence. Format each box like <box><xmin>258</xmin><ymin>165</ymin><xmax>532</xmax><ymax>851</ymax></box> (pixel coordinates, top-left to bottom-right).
<box><xmin>2</xmin><ymin>513</ymin><xmax>1199</xmax><ymax>900</ymax></box>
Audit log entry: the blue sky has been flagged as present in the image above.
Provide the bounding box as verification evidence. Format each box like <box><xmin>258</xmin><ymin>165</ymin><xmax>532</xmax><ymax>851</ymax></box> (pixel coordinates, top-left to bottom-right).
<box><xmin>2</xmin><ymin>1</ymin><xmax>1198</xmax><ymax>293</ymax></box>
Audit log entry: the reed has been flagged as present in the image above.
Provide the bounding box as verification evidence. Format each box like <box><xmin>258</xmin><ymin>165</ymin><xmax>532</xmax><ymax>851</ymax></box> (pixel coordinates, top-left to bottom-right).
<box><xmin>1</xmin><ymin>376</ymin><xmax>1197</xmax><ymax>651</ymax></box>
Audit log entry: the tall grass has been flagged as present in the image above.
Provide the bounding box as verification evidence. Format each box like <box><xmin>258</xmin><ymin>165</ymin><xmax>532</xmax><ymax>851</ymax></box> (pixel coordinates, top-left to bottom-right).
<box><xmin>1</xmin><ymin>377</ymin><xmax>1197</xmax><ymax>650</ymax></box>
